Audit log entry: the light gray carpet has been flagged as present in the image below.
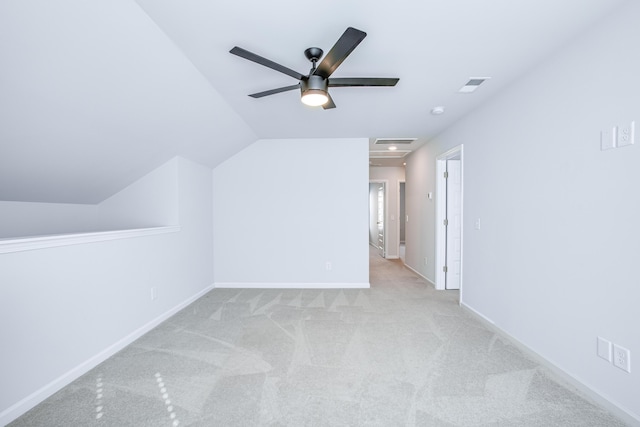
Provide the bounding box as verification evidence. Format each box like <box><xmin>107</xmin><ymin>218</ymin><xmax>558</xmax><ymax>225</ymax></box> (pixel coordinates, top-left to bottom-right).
<box><xmin>10</xmin><ymin>248</ymin><xmax>626</xmax><ymax>426</ymax></box>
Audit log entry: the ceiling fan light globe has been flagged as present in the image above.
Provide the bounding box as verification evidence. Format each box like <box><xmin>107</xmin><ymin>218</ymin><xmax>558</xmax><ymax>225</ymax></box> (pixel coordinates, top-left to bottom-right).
<box><xmin>301</xmin><ymin>90</ymin><xmax>328</xmax><ymax>106</ymax></box>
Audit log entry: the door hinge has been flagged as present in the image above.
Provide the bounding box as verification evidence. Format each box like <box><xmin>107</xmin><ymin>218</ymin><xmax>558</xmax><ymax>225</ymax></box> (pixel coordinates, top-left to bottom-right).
<box><xmin>444</xmin><ymin>171</ymin><xmax>449</xmax><ymax>179</ymax></box>
<box><xmin>443</xmin><ymin>266</ymin><xmax>448</xmax><ymax>273</ymax></box>
<box><xmin>443</xmin><ymin>219</ymin><xmax>448</xmax><ymax>226</ymax></box>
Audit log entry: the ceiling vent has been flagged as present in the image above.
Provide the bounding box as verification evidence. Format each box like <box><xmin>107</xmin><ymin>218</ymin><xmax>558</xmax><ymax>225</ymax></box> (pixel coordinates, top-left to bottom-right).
<box><xmin>374</xmin><ymin>138</ymin><xmax>416</xmax><ymax>145</ymax></box>
<box><xmin>369</xmin><ymin>150</ymin><xmax>411</xmax><ymax>159</ymax></box>
<box><xmin>458</xmin><ymin>77</ymin><xmax>490</xmax><ymax>93</ymax></box>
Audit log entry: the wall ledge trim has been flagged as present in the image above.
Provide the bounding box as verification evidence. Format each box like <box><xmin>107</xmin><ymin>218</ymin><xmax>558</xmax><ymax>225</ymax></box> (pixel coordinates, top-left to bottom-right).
<box><xmin>0</xmin><ymin>226</ymin><xmax>181</xmax><ymax>254</ymax></box>
<box><xmin>460</xmin><ymin>302</ymin><xmax>640</xmax><ymax>426</ymax></box>
<box><xmin>214</xmin><ymin>282</ymin><xmax>370</xmax><ymax>289</ymax></box>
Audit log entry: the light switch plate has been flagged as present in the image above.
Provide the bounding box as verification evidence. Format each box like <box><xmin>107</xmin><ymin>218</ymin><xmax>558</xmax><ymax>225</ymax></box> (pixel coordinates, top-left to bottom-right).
<box><xmin>597</xmin><ymin>337</ymin><xmax>612</xmax><ymax>362</ymax></box>
<box><xmin>601</xmin><ymin>128</ymin><xmax>616</xmax><ymax>150</ymax></box>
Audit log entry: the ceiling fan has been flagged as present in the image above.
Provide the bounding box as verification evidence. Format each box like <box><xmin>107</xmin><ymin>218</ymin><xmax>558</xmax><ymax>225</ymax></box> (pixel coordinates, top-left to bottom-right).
<box><xmin>230</xmin><ymin>27</ymin><xmax>399</xmax><ymax>109</ymax></box>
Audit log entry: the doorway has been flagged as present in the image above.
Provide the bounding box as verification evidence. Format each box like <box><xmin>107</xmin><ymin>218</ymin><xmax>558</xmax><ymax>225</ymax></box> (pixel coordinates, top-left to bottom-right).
<box><xmin>435</xmin><ymin>145</ymin><xmax>464</xmax><ymax>294</ymax></box>
<box><xmin>369</xmin><ymin>181</ymin><xmax>387</xmax><ymax>258</ymax></box>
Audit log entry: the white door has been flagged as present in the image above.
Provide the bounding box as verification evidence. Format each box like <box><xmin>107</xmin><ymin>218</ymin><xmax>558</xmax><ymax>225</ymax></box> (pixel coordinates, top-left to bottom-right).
<box><xmin>399</xmin><ymin>182</ymin><xmax>406</xmax><ymax>262</ymax></box>
<box><xmin>377</xmin><ymin>184</ymin><xmax>385</xmax><ymax>257</ymax></box>
<box><xmin>445</xmin><ymin>160</ymin><xmax>462</xmax><ymax>290</ymax></box>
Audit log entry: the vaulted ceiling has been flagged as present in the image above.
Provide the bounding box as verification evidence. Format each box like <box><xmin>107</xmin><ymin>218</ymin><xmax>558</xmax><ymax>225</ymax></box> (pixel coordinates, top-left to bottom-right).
<box><xmin>0</xmin><ymin>0</ymin><xmax>627</xmax><ymax>203</ymax></box>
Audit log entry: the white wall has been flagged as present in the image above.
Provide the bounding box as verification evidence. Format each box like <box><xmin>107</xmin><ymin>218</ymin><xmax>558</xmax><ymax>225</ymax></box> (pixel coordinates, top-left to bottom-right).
<box><xmin>0</xmin><ymin>201</ymin><xmax>101</xmax><ymax>238</ymax></box>
<box><xmin>405</xmin><ymin>1</ymin><xmax>640</xmax><ymax>421</ymax></box>
<box><xmin>213</xmin><ymin>138</ymin><xmax>369</xmax><ymax>287</ymax></box>
<box><xmin>97</xmin><ymin>158</ymin><xmax>179</xmax><ymax>229</ymax></box>
<box><xmin>404</xmin><ymin>147</ymin><xmax>437</xmax><ymax>281</ymax></box>
<box><xmin>0</xmin><ymin>157</ymin><xmax>213</xmax><ymax>423</ymax></box>
<box><xmin>369</xmin><ymin>167</ymin><xmax>405</xmax><ymax>259</ymax></box>
<box><xmin>0</xmin><ymin>159</ymin><xmax>180</xmax><ymax>239</ymax></box>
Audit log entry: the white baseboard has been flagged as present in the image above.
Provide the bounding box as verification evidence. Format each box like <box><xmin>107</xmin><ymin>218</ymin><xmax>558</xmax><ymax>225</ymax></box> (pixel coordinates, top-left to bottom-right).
<box><xmin>403</xmin><ymin>263</ymin><xmax>436</xmax><ymax>287</ymax></box>
<box><xmin>385</xmin><ymin>255</ymin><xmax>399</xmax><ymax>260</ymax></box>
<box><xmin>460</xmin><ymin>302</ymin><xmax>640</xmax><ymax>427</ymax></box>
<box><xmin>461</xmin><ymin>301</ymin><xmax>495</xmax><ymax>325</ymax></box>
<box><xmin>214</xmin><ymin>282</ymin><xmax>370</xmax><ymax>289</ymax></box>
<box><xmin>0</xmin><ymin>284</ymin><xmax>214</xmax><ymax>426</ymax></box>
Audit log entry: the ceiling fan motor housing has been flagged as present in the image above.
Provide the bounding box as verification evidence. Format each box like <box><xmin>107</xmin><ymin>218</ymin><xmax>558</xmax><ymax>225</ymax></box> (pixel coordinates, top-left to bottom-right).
<box><xmin>301</xmin><ymin>75</ymin><xmax>328</xmax><ymax>94</ymax></box>
<box><xmin>300</xmin><ymin>74</ymin><xmax>329</xmax><ymax>106</ymax></box>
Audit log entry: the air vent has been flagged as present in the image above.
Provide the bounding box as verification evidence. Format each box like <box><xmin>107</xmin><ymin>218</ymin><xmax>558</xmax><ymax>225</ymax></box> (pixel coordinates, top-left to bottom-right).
<box><xmin>458</xmin><ymin>77</ymin><xmax>490</xmax><ymax>93</ymax></box>
<box><xmin>369</xmin><ymin>150</ymin><xmax>411</xmax><ymax>159</ymax></box>
<box><xmin>374</xmin><ymin>138</ymin><xmax>416</xmax><ymax>145</ymax></box>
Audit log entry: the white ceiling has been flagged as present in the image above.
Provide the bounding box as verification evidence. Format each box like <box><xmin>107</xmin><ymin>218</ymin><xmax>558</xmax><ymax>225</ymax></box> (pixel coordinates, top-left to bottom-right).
<box><xmin>0</xmin><ymin>0</ymin><xmax>627</xmax><ymax>203</ymax></box>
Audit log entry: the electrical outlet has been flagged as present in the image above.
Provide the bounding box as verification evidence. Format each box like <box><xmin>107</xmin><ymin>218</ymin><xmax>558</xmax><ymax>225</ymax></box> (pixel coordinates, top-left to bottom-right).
<box><xmin>150</xmin><ymin>287</ymin><xmax>157</xmax><ymax>301</ymax></box>
<box><xmin>475</xmin><ymin>218</ymin><xmax>481</xmax><ymax>230</ymax></box>
<box><xmin>423</xmin><ymin>257</ymin><xmax>428</xmax><ymax>265</ymax></box>
<box><xmin>617</xmin><ymin>121</ymin><xmax>635</xmax><ymax>147</ymax></box>
<box><xmin>613</xmin><ymin>344</ymin><xmax>631</xmax><ymax>373</ymax></box>
<box><xmin>325</xmin><ymin>261</ymin><xmax>332</xmax><ymax>271</ymax></box>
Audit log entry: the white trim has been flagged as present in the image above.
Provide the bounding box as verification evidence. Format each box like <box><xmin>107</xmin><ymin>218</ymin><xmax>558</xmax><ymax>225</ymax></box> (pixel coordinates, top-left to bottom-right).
<box><xmin>0</xmin><ymin>226</ymin><xmax>181</xmax><ymax>254</ymax></box>
<box><xmin>461</xmin><ymin>300</ymin><xmax>495</xmax><ymax>325</ymax></box>
<box><xmin>461</xmin><ymin>303</ymin><xmax>640</xmax><ymax>427</ymax></box>
<box><xmin>385</xmin><ymin>255</ymin><xmax>399</xmax><ymax>260</ymax></box>
<box><xmin>0</xmin><ymin>284</ymin><xmax>214</xmax><ymax>426</ymax></box>
<box><xmin>403</xmin><ymin>263</ymin><xmax>436</xmax><ymax>287</ymax></box>
<box><xmin>369</xmin><ymin>179</ymin><xmax>388</xmax><ymax>258</ymax></box>
<box><xmin>459</xmin><ymin>148</ymin><xmax>464</xmax><ymax>301</ymax></box>
<box><xmin>397</xmin><ymin>180</ymin><xmax>405</xmax><ymax>260</ymax></box>
<box><xmin>435</xmin><ymin>158</ymin><xmax>447</xmax><ymax>290</ymax></box>
<box><xmin>435</xmin><ymin>145</ymin><xmax>464</xmax><ymax>295</ymax></box>
<box><xmin>214</xmin><ymin>282</ymin><xmax>370</xmax><ymax>289</ymax></box>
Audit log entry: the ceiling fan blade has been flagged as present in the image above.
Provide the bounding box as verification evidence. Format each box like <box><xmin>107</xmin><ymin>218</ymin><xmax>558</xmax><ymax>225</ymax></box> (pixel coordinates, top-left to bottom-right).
<box><xmin>314</xmin><ymin>27</ymin><xmax>367</xmax><ymax>79</ymax></box>
<box><xmin>322</xmin><ymin>93</ymin><xmax>336</xmax><ymax>110</ymax></box>
<box><xmin>249</xmin><ymin>84</ymin><xmax>301</xmax><ymax>98</ymax></box>
<box><xmin>329</xmin><ymin>77</ymin><xmax>399</xmax><ymax>87</ymax></box>
<box><xmin>230</xmin><ymin>46</ymin><xmax>305</xmax><ymax>81</ymax></box>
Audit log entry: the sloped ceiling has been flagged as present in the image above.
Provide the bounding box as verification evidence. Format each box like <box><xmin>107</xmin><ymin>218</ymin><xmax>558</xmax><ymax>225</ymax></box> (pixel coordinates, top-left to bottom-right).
<box><xmin>0</xmin><ymin>0</ymin><xmax>627</xmax><ymax>203</ymax></box>
<box><xmin>0</xmin><ymin>0</ymin><xmax>257</xmax><ymax>203</ymax></box>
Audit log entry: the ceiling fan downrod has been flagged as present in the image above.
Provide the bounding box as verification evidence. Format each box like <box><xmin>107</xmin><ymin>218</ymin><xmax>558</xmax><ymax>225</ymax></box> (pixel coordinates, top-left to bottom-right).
<box><xmin>304</xmin><ymin>47</ymin><xmax>323</xmax><ymax>73</ymax></box>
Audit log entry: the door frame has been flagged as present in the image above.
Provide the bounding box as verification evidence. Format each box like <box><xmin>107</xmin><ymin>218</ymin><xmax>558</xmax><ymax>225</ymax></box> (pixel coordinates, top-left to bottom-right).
<box><xmin>369</xmin><ymin>179</ymin><xmax>388</xmax><ymax>258</ymax></box>
<box><xmin>435</xmin><ymin>145</ymin><xmax>464</xmax><ymax>296</ymax></box>
<box><xmin>397</xmin><ymin>180</ymin><xmax>406</xmax><ymax>261</ymax></box>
